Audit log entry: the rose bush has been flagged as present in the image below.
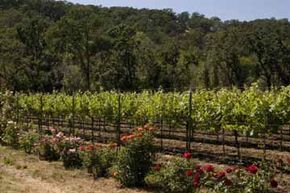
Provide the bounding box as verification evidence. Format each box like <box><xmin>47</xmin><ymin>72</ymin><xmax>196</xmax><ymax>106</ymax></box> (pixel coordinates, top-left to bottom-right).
<box><xmin>114</xmin><ymin>124</ymin><xmax>156</xmax><ymax>187</ymax></box>
<box><xmin>37</xmin><ymin>131</ymin><xmax>83</xmax><ymax>163</ymax></box>
<box><xmin>145</xmin><ymin>157</ymin><xmax>197</xmax><ymax>192</ymax></box>
<box><xmin>60</xmin><ymin>136</ymin><xmax>83</xmax><ymax>169</ymax></box>
<box><xmin>1</xmin><ymin>121</ymin><xmax>19</xmax><ymax>148</ymax></box>
<box><xmin>80</xmin><ymin>143</ymin><xmax>117</xmax><ymax>178</ymax></box>
<box><xmin>146</xmin><ymin>152</ymin><xmax>279</xmax><ymax>193</ymax></box>
<box><xmin>19</xmin><ymin>130</ymin><xmax>39</xmax><ymax>154</ymax></box>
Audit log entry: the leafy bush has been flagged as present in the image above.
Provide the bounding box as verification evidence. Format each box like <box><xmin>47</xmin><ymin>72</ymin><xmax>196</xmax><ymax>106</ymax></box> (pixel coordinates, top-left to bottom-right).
<box><xmin>146</xmin><ymin>154</ymin><xmax>278</xmax><ymax>193</ymax></box>
<box><xmin>0</xmin><ymin>92</ymin><xmax>15</xmax><ymax>142</ymax></box>
<box><xmin>61</xmin><ymin>148</ymin><xmax>82</xmax><ymax>169</ymax></box>
<box><xmin>212</xmin><ymin>163</ymin><xmax>277</xmax><ymax>193</ymax></box>
<box><xmin>114</xmin><ymin>125</ymin><xmax>156</xmax><ymax>187</ymax></box>
<box><xmin>80</xmin><ymin>144</ymin><xmax>117</xmax><ymax>178</ymax></box>
<box><xmin>60</xmin><ymin>135</ymin><xmax>83</xmax><ymax>169</ymax></box>
<box><xmin>281</xmin><ymin>157</ymin><xmax>290</xmax><ymax>173</ymax></box>
<box><xmin>37</xmin><ymin>136</ymin><xmax>61</xmax><ymax>161</ymax></box>
<box><xmin>19</xmin><ymin>130</ymin><xmax>39</xmax><ymax>154</ymax></box>
<box><xmin>1</xmin><ymin>121</ymin><xmax>19</xmax><ymax>148</ymax></box>
<box><xmin>37</xmin><ymin>132</ymin><xmax>64</xmax><ymax>161</ymax></box>
<box><xmin>145</xmin><ymin>156</ymin><xmax>197</xmax><ymax>193</ymax></box>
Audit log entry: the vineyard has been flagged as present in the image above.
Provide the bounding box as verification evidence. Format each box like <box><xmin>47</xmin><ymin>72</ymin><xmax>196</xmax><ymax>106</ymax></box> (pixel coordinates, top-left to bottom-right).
<box><xmin>2</xmin><ymin>85</ymin><xmax>290</xmax><ymax>162</ymax></box>
<box><xmin>1</xmin><ymin>86</ymin><xmax>290</xmax><ymax>192</ymax></box>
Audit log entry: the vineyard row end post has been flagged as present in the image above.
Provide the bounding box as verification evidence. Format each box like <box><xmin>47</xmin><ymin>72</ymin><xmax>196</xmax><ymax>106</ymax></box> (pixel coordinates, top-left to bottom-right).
<box><xmin>116</xmin><ymin>93</ymin><xmax>121</xmax><ymax>146</ymax></box>
<box><xmin>186</xmin><ymin>89</ymin><xmax>193</xmax><ymax>151</ymax></box>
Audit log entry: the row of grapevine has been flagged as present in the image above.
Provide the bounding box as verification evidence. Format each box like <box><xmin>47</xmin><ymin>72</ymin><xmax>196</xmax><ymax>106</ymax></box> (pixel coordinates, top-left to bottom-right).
<box><xmin>11</xmin><ymin>85</ymin><xmax>290</xmax><ymax>135</ymax></box>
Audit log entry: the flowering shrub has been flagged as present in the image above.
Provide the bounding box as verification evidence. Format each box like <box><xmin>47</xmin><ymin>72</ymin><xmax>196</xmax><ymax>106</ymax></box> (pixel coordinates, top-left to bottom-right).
<box><xmin>145</xmin><ymin>157</ymin><xmax>197</xmax><ymax>192</ymax></box>
<box><xmin>54</xmin><ymin>132</ymin><xmax>82</xmax><ymax>169</ymax></box>
<box><xmin>114</xmin><ymin>124</ymin><xmax>156</xmax><ymax>187</ymax></box>
<box><xmin>37</xmin><ymin>131</ymin><xmax>82</xmax><ymax>163</ymax></box>
<box><xmin>80</xmin><ymin>143</ymin><xmax>117</xmax><ymax>178</ymax></box>
<box><xmin>146</xmin><ymin>152</ymin><xmax>279</xmax><ymax>193</ymax></box>
<box><xmin>19</xmin><ymin>130</ymin><xmax>39</xmax><ymax>154</ymax></box>
<box><xmin>59</xmin><ymin>135</ymin><xmax>83</xmax><ymax>169</ymax></box>
<box><xmin>61</xmin><ymin>148</ymin><xmax>82</xmax><ymax>169</ymax></box>
<box><xmin>37</xmin><ymin>135</ymin><xmax>61</xmax><ymax>161</ymax></box>
<box><xmin>1</xmin><ymin>121</ymin><xmax>19</xmax><ymax>148</ymax></box>
<box><xmin>213</xmin><ymin>163</ymin><xmax>277</xmax><ymax>193</ymax></box>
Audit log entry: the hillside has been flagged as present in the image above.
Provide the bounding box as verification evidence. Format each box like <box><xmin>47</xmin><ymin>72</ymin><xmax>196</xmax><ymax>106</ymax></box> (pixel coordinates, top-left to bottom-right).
<box><xmin>1</xmin><ymin>0</ymin><xmax>290</xmax><ymax>92</ymax></box>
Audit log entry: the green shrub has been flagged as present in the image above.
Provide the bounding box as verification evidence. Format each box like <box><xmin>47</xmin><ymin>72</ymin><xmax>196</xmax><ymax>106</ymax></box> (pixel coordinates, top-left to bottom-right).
<box><xmin>80</xmin><ymin>144</ymin><xmax>117</xmax><ymax>178</ymax></box>
<box><xmin>146</xmin><ymin>157</ymin><xmax>278</xmax><ymax>193</ymax></box>
<box><xmin>114</xmin><ymin>126</ymin><xmax>156</xmax><ymax>187</ymax></box>
<box><xmin>19</xmin><ymin>131</ymin><xmax>39</xmax><ymax>154</ymax></box>
<box><xmin>213</xmin><ymin>163</ymin><xmax>277</xmax><ymax>193</ymax></box>
<box><xmin>59</xmin><ymin>135</ymin><xmax>83</xmax><ymax>169</ymax></box>
<box><xmin>37</xmin><ymin>132</ymin><xmax>82</xmax><ymax>162</ymax></box>
<box><xmin>37</xmin><ymin>136</ymin><xmax>61</xmax><ymax>161</ymax></box>
<box><xmin>61</xmin><ymin>148</ymin><xmax>83</xmax><ymax>169</ymax></box>
<box><xmin>1</xmin><ymin>121</ymin><xmax>19</xmax><ymax>148</ymax></box>
<box><xmin>145</xmin><ymin>157</ymin><xmax>196</xmax><ymax>193</ymax></box>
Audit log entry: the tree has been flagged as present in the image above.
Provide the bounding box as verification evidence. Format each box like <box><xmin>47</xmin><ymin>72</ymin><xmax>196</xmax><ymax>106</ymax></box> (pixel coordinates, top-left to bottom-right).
<box><xmin>16</xmin><ymin>16</ymin><xmax>61</xmax><ymax>92</ymax></box>
<box><xmin>206</xmin><ymin>26</ymin><xmax>247</xmax><ymax>88</ymax></box>
<box><xmin>103</xmin><ymin>24</ymin><xmax>139</xmax><ymax>91</ymax></box>
<box><xmin>134</xmin><ymin>32</ymin><xmax>161</xmax><ymax>89</ymax></box>
<box><xmin>47</xmin><ymin>6</ymin><xmax>102</xmax><ymax>91</ymax></box>
<box><xmin>248</xmin><ymin>21</ymin><xmax>290</xmax><ymax>87</ymax></box>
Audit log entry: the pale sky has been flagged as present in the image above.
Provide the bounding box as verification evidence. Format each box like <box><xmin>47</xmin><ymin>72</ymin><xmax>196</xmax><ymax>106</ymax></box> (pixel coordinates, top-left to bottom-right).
<box><xmin>66</xmin><ymin>0</ymin><xmax>289</xmax><ymax>21</ymax></box>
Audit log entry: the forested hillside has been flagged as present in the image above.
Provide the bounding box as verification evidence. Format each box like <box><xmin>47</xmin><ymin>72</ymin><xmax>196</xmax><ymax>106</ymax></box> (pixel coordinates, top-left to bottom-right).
<box><xmin>1</xmin><ymin>0</ymin><xmax>290</xmax><ymax>92</ymax></box>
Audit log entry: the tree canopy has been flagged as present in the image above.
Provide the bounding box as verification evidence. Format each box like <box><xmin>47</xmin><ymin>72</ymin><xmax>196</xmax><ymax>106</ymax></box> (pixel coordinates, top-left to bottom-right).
<box><xmin>1</xmin><ymin>0</ymin><xmax>290</xmax><ymax>92</ymax></box>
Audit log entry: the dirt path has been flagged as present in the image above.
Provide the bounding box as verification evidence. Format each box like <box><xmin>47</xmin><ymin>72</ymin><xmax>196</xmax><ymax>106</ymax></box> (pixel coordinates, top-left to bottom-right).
<box><xmin>0</xmin><ymin>146</ymin><xmax>150</xmax><ymax>193</ymax></box>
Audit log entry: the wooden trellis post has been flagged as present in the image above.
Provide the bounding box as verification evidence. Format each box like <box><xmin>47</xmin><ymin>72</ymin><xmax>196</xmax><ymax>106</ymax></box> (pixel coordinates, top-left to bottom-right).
<box><xmin>234</xmin><ymin>130</ymin><xmax>241</xmax><ymax>161</ymax></box>
<box><xmin>15</xmin><ymin>93</ymin><xmax>19</xmax><ymax>125</ymax></box>
<box><xmin>116</xmin><ymin>93</ymin><xmax>121</xmax><ymax>146</ymax></box>
<box><xmin>38</xmin><ymin>94</ymin><xmax>43</xmax><ymax>135</ymax></box>
<box><xmin>186</xmin><ymin>89</ymin><xmax>193</xmax><ymax>151</ymax></box>
<box><xmin>71</xmin><ymin>93</ymin><xmax>75</xmax><ymax>135</ymax></box>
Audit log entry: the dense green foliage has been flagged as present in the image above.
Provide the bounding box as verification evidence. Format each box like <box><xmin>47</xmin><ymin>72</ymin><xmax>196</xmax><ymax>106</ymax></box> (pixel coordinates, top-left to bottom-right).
<box><xmin>11</xmin><ymin>85</ymin><xmax>290</xmax><ymax>135</ymax></box>
<box><xmin>1</xmin><ymin>0</ymin><xmax>290</xmax><ymax>92</ymax></box>
<box><xmin>115</xmin><ymin>127</ymin><xmax>156</xmax><ymax>187</ymax></box>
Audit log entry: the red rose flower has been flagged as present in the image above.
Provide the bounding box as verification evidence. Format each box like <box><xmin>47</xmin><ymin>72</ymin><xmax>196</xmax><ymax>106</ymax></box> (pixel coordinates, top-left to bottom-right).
<box><xmin>203</xmin><ymin>164</ymin><xmax>214</xmax><ymax>172</ymax></box>
<box><xmin>270</xmin><ymin>179</ymin><xmax>278</xmax><ymax>188</ymax></box>
<box><xmin>86</xmin><ymin>144</ymin><xmax>95</xmax><ymax>151</ymax></box>
<box><xmin>193</xmin><ymin>173</ymin><xmax>200</xmax><ymax>188</ymax></box>
<box><xmin>183</xmin><ymin>152</ymin><xmax>191</xmax><ymax>159</ymax></box>
<box><xmin>186</xmin><ymin>170</ymin><xmax>193</xmax><ymax>177</ymax></box>
<box><xmin>215</xmin><ymin>171</ymin><xmax>226</xmax><ymax>180</ymax></box>
<box><xmin>79</xmin><ymin>145</ymin><xmax>85</xmax><ymax>151</ymax></box>
<box><xmin>246</xmin><ymin>164</ymin><xmax>258</xmax><ymax>174</ymax></box>
<box><xmin>287</xmin><ymin>157</ymin><xmax>290</xmax><ymax>165</ymax></box>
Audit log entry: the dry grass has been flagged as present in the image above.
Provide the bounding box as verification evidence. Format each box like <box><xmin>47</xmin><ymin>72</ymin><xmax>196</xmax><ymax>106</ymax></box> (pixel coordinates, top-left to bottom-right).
<box><xmin>0</xmin><ymin>145</ymin><xmax>289</xmax><ymax>193</ymax></box>
<box><xmin>0</xmin><ymin>146</ymin><xmax>150</xmax><ymax>193</ymax></box>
